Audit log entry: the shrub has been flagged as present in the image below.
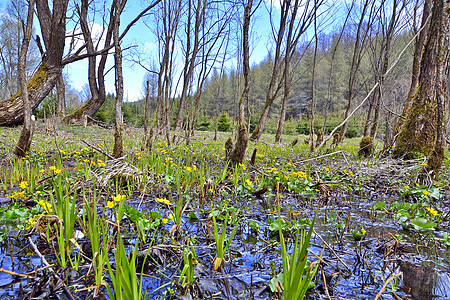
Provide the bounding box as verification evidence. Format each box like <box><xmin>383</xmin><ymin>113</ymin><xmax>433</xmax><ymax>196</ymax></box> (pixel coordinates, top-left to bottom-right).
<box><xmin>218</xmin><ymin>114</ymin><xmax>231</xmax><ymax>132</ymax></box>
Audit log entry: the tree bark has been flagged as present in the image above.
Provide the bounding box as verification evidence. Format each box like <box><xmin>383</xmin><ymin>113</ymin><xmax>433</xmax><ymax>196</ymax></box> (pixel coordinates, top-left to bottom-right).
<box><xmin>56</xmin><ymin>74</ymin><xmax>65</xmax><ymax>117</ymax></box>
<box><xmin>113</xmin><ymin>0</ymin><xmax>126</xmax><ymax>158</ymax></box>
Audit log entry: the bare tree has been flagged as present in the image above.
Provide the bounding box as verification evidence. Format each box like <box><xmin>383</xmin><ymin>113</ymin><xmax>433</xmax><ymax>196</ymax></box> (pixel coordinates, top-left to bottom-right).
<box><xmin>112</xmin><ymin>0</ymin><xmax>125</xmax><ymax>158</ymax></box>
<box><xmin>338</xmin><ymin>0</ymin><xmax>376</xmax><ymax>143</ymax></box>
<box><xmin>14</xmin><ymin>0</ymin><xmax>35</xmax><ymax>157</ymax></box>
<box><xmin>229</xmin><ymin>0</ymin><xmax>253</xmax><ymax>165</ymax></box>
<box><xmin>64</xmin><ymin>0</ymin><xmax>161</xmax><ymax>125</ymax></box>
<box><xmin>250</xmin><ymin>0</ymin><xmax>292</xmax><ymax>141</ymax></box>
<box><xmin>363</xmin><ymin>0</ymin><xmax>408</xmax><ymax>139</ymax></box>
<box><xmin>173</xmin><ymin>0</ymin><xmax>206</xmax><ymax>131</ymax></box>
<box><xmin>274</xmin><ymin>0</ymin><xmax>326</xmax><ymax>143</ymax></box>
<box><xmin>322</xmin><ymin>3</ymin><xmax>354</xmax><ymax>134</ymax></box>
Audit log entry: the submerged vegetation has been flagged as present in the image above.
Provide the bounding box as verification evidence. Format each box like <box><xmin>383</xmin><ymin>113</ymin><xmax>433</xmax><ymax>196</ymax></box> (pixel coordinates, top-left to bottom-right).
<box><xmin>0</xmin><ymin>124</ymin><xmax>449</xmax><ymax>299</ymax></box>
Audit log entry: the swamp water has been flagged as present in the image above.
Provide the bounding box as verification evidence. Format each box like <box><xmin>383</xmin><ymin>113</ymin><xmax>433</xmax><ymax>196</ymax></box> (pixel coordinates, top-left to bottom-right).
<box><xmin>0</xmin><ymin>189</ymin><xmax>449</xmax><ymax>299</ymax></box>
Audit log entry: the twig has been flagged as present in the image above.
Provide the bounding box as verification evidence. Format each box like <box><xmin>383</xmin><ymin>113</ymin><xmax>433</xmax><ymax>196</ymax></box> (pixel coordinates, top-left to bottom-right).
<box><xmin>374</xmin><ymin>272</ymin><xmax>403</xmax><ymax>300</ymax></box>
<box><xmin>0</xmin><ymin>268</ymin><xmax>35</xmax><ymax>278</ymax></box>
<box><xmin>27</xmin><ymin>237</ymin><xmax>77</xmax><ymax>300</ymax></box>
<box><xmin>313</xmin><ymin>229</ymin><xmax>353</xmax><ymax>276</ymax></box>
<box><xmin>321</xmin><ymin>266</ymin><xmax>331</xmax><ymax>300</ymax></box>
<box><xmin>295</xmin><ymin>150</ymin><xmax>346</xmax><ymax>165</ymax></box>
<box><xmin>81</xmin><ymin>139</ymin><xmax>115</xmax><ymax>160</ymax></box>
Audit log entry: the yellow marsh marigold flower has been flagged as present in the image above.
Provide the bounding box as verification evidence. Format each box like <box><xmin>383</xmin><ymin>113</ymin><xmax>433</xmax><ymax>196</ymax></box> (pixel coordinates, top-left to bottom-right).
<box><xmin>427</xmin><ymin>207</ymin><xmax>438</xmax><ymax>216</ymax></box>
<box><xmin>361</xmin><ymin>228</ymin><xmax>366</xmax><ymax>234</ymax></box>
<box><xmin>161</xmin><ymin>218</ymin><xmax>168</xmax><ymax>224</ymax></box>
<box><xmin>19</xmin><ymin>181</ymin><xmax>28</xmax><ymax>189</ymax></box>
<box><xmin>49</xmin><ymin>166</ymin><xmax>56</xmax><ymax>171</ymax></box>
<box><xmin>112</xmin><ymin>194</ymin><xmax>126</xmax><ymax>202</ymax></box>
<box><xmin>54</xmin><ymin>169</ymin><xmax>62</xmax><ymax>174</ymax></box>
<box><xmin>423</xmin><ymin>190</ymin><xmax>430</xmax><ymax>195</ymax></box>
<box><xmin>107</xmin><ymin>201</ymin><xmax>116</xmax><ymax>209</ymax></box>
<box><xmin>168</xmin><ymin>214</ymin><xmax>174</xmax><ymax>221</ymax></box>
<box><xmin>156</xmin><ymin>198</ymin><xmax>170</xmax><ymax>205</ymax></box>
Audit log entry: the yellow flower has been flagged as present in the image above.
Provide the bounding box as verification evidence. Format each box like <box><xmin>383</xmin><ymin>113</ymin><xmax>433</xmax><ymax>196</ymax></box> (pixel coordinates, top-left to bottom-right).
<box><xmin>423</xmin><ymin>190</ymin><xmax>430</xmax><ymax>195</ymax></box>
<box><xmin>156</xmin><ymin>198</ymin><xmax>170</xmax><ymax>205</ymax></box>
<box><xmin>427</xmin><ymin>207</ymin><xmax>438</xmax><ymax>216</ymax></box>
<box><xmin>168</xmin><ymin>214</ymin><xmax>174</xmax><ymax>221</ymax></box>
<box><xmin>324</xmin><ymin>167</ymin><xmax>329</xmax><ymax>172</ymax></box>
<box><xmin>245</xmin><ymin>179</ymin><xmax>252</xmax><ymax>186</ymax></box>
<box><xmin>49</xmin><ymin>166</ymin><xmax>56</xmax><ymax>171</ymax></box>
<box><xmin>43</xmin><ymin>202</ymin><xmax>53</xmax><ymax>213</ymax></box>
<box><xmin>161</xmin><ymin>218</ymin><xmax>168</xmax><ymax>224</ymax></box>
<box><xmin>112</xmin><ymin>194</ymin><xmax>126</xmax><ymax>202</ymax></box>
<box><xmin>19</xmin><ymin>181</ymin><xmax>28</xmax><ymax>189</ymax></box>
<box><xmin>192</xmin><ymin>165</ymin><xmax>197</xmax><ymax>171</ymax></box>
<box><xmin>26</xmin><ymin>217</ymin><xmax>37</xmax><ymax>230</ymax></box>
<box><xmin>39</xmin><ymin>169</ymin><xmax>45</xmax><ymax>174</ymax></box>
<box><xmin>107</xmin><ymin>201</ymin><xmax>116</xmax><ymax>209</ymax></box>
<box><xmin>361</xmin><ymin>228</ymin><xmax>366</xmax><ymax>234</ymax></box>
<box><xmin>54</xmin><ymin>169</ymin><xmax>62</xmax><ymax>174</ymax></box>
<box><xmin>404</xmin><ymin>185</ymin><xmax>410</xmax><ymax>189</ymax></box>
<box><xmin>37</xmin><ymin>200</ymin><xmax>53</xmax><ymax>213</ymax></box>
<box><xmin>422</xmin><ymin>163</ymin><xmax>428</xmax><ymax>166</ymax></box>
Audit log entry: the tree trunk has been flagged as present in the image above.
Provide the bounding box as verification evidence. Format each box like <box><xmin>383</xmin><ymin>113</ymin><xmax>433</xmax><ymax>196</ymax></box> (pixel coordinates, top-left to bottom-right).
<box><xmin>112</xmin><ymin>0</ymin><xmax>125</xmax><ymax>158</ymax></box>
<box><xmin>323</xmin><ymin>5</ymin><xmax>353</xmax><ymax>134</ymax></box>
<box><xmin>14</xmin><ymin>0</ymin><xmax>36</xmax><ymax>157</ymax></box>
<box><xmin>338</xmin><ymin>0</ymin><xmax>373</xmax><ymax>143</ymax></box>
<box><xmin>56</xmin><ymin>74</ymin><xmax>65</xmax><ymax>117</ymax></box>
<box><xmin>394</xmin><ymin>0</ymin><xmax>449</xmax><ymax>171</ymax></box>
<box><xmin>230</xmin><ymin>0</ymin><xmax>252</xmax><ymax>165</ymax></box>
<box><xmin>251</xmin><ymin>0</ymin><xmax>295</xmax><ymax>141</ymax></box>
<box><xmin>0</xmin><ymin>0</ymin><xmax>68</xmax><ymax>126</ymax></box>
<box><xmin>395</xmin><ymin>0</ymin><xmax>431</xmax><ymax>135</ymax></box>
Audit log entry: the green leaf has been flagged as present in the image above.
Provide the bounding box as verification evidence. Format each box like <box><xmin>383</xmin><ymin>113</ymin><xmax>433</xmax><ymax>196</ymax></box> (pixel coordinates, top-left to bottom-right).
<box><xmin>372</xmin><ymin>201</ymin><xmax>386</xmax><ymax>210</ymax></box>
<box><xmin>410</xmin><ymin>218</ymin><xmax>437</xmax><ymax>231</ymax></box>
<box><xmin>269</xmin><ymin>272</ymin><xmax>284</xmax><ymax>292</ymax></box>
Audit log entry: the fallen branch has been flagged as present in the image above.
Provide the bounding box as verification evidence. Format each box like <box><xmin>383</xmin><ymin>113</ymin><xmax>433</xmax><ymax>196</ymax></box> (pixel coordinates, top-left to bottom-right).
<box><xmin>374</xmin><ymin>272</ymin><xmax>403</xmax><ymax>300</ymax></box>
<box><xmin>0</xmin><ymin>268</ymin><xmax>35</xmax><ymax>278</ymax></box>
<box><xmin>28</xmin><ymin>237</ymin><xmax>77</xmax><ymax>300</ymax></box>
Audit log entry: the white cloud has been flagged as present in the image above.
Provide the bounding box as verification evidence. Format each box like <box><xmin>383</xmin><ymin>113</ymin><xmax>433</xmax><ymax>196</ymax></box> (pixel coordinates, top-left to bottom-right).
<box><xmin>65</xmin><ymin>21</ymin><xmax>108</xmax><ymax>56</ymax></box>
<box><xmin>143</xmin><ymin>41</ymin><xmax>157</xmax><ymax>53</ymax></box>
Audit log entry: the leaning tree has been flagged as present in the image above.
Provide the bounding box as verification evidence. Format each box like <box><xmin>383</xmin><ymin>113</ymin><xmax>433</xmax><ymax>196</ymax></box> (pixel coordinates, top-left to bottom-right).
<box><xmin>0</xmin><ymin>0</ymin><xmax>68</xmax><ymax>126</ymax></box>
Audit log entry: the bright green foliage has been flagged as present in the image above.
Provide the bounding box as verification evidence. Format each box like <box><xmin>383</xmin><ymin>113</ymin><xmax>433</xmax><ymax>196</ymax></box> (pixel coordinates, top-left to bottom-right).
<box><xmin>217</xmin><ymin>113</ymin><xmax>231</xmax><ymax>132</ymax></box>
<box><xmin>276</xmin><ymin>203</ymin><xmax>319</xmax><ymax>300</ymax></box>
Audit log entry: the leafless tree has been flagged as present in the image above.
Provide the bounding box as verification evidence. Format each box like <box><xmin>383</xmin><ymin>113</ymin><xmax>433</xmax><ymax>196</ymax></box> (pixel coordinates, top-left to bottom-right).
<box><xmin>338</xmin><ymin>0</ymin><xmax>377</xmax><ymax>143</ymax></box>
<box><xmin>14</xmin><ymin>0</ymin><xmax>35</xmax><ymax>157</ymax></box>
<box><xmin>229</xmin><ymin>0</ymin><xmax>253</xmax><ymax>165</ymax></box>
